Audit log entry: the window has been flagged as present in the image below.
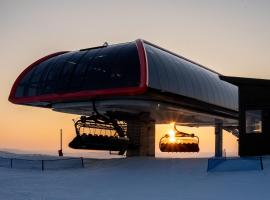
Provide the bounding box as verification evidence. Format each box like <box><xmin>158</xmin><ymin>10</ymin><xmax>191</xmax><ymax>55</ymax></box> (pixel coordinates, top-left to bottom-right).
<box><xmin>27</xmin><ymin>59</ymin><xmax>52</xmax><ymax>96</ymax></box>
<box><xmin>14</xmin><ymin>68</ymin><xmax>35</xmax><ymax>98</ymax></box>
<box><xmin>80</xmin><ymin>43</ymin><xmax>140</xmax><ymax>91</ymax></box>
<box><xmin>246</xmin><ymin>110</ymin><xmax>262</xmax><ymax>134</ymax></box>
<box><xmin>14</xmin><ymin>42</ymin><xmax>141</xmax><ymax>98</ymax></box>
<box><xmin>57</xmin><ymin>51</ymin><xmax>86</xmax><ymax>93</ymax></box>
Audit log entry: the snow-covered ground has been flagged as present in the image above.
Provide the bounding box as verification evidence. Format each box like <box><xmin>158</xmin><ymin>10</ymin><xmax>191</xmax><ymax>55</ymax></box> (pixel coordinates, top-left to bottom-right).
<box><xmin>0</xmin><ymin>152</ymin><xmax>270</xmax><ymax>200</ymax></box>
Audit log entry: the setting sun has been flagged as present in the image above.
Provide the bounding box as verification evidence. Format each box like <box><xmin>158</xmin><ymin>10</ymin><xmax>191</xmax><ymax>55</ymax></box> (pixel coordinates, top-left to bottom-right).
<box><xmin>168</xmin><ymin>129</ymin><xmax>176</xmax><ymax>143</ymax></box>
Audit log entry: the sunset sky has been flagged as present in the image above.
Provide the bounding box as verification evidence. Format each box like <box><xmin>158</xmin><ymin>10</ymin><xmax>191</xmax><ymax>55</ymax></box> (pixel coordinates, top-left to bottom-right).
<box><xmin>0</xmin><ymin>0</ymin><xmax>269</xmax><ymax>157</ymax></box>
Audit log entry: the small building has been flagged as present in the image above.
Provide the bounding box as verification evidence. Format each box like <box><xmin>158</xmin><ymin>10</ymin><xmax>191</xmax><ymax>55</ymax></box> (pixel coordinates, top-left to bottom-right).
<box><xmin>220</xmin><ymin>76</ymin><xmax>270</xmax><ymax>156</ymax></box>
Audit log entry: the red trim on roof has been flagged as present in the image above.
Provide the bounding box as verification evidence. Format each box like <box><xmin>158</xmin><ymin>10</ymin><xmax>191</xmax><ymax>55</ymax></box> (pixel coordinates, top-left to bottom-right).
<box><xmin>8</xmin><ymin>51</ymin><xmax>68</xmax><ymax>104</ymax></box>
<box><xmin>9</xmin><ymin>40</ymin><xmax>148</xmax><ymax>105</ymax></box>
<box><xmin>136</xmin><ymin>39</ymin><xmax>148</xmax><ymax>89</ymax></box>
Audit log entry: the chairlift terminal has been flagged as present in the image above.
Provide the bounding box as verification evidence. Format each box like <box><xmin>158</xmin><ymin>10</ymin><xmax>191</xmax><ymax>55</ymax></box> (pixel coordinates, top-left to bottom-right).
<box><xmin>12</xmin><ymin>39</ymin><xmax>267</xmax><ymax>157</ymax></box>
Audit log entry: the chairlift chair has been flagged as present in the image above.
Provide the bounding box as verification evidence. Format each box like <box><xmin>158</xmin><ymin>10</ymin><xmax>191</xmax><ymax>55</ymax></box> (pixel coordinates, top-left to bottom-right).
<box><xmin>69</xmin><ymin>114</ymin><xmax>129</xmax><ymax>155</ymax></box>
<box><xmin>159</xmin><ymin>124</ymin><xmax>200</xmax><ymax>153</ymax></box>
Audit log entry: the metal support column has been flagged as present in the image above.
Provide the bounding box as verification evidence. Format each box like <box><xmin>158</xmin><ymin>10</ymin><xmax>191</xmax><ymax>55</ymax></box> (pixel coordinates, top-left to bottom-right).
<box><xmin>215</xmin><ymin>119</ymin><xmax>223</xmax><ymax>157</ymax></box>
<box><xmin>126</xmin><ymin>117</ymin><xmax>155</xmax><ymax>157</ymax></box>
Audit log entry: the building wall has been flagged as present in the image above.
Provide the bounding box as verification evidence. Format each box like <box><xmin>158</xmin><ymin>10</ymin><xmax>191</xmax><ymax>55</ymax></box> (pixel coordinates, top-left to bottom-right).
<box><xmin>239</xmin><ymin>86</ymin><xmax>270</xmax><ymax>156</ymax></box>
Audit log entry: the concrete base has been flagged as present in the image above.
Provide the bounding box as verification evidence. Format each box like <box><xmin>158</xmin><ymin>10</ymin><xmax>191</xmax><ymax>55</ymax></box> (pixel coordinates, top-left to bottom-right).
<box><xmin>126</xmin><ymin>119</ymin><xmax>155</xmax><ymax>157</ymax></box>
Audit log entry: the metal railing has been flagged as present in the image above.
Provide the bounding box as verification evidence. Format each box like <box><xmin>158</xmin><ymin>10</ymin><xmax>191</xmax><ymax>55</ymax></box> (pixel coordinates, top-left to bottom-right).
<box><xmin>0</xmin><ymin>156</ymin><xmax>84</xmax><ymax>171</ymax></box>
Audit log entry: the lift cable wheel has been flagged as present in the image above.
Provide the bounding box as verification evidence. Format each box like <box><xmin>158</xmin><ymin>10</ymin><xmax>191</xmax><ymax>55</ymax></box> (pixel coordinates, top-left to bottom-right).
<box><xmin>159</xmin><ymin>123</ymin><xmax>200</xmax><ymax>153</ymax></box>
<box><xmin>69</xmin><ymin>100</ymin><xmax>129</xmax><ymax>155</ymax></box>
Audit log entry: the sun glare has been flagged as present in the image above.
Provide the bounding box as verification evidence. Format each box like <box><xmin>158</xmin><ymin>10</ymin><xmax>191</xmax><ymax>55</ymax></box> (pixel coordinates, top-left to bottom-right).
<box><xmin>168</xmin><ymin>129</ymin><xmax>176</xmax><ymax>143</ymax></box>
<box><xmin>170</xmin><ymin>122</ymin><xmax>175</xmax><ymax>126</ymax></box>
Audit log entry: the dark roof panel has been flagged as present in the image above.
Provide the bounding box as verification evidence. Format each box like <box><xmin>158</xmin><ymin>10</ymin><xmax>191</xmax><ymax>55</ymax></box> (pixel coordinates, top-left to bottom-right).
<box><xmin>220</xmin><ymin>76</ymin><xmax>270</xmax><ymax>87</ymax></box>
<box><xmin>144</xmin><ymin>42</ymin><xmax>238</xmax><ymax>111</ymax></box>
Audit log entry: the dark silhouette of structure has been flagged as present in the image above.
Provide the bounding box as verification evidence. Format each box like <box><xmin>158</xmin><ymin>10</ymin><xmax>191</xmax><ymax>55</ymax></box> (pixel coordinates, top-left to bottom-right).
<box><xmin>9</xmin><ymin>39</ymin><xmax>239</xmax><ymax>157</ymax></box>
<box><xmin>221</xmin><ymin>76</ymin><xmax>270</xmax><ymax>156</ymax></box>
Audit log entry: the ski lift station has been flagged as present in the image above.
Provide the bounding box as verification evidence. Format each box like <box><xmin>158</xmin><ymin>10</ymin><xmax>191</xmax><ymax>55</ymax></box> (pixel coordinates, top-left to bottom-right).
<box><xmin>9</xmin><ymin>39</ymin><xmax>270</xmax><ymax>157</ymax></box>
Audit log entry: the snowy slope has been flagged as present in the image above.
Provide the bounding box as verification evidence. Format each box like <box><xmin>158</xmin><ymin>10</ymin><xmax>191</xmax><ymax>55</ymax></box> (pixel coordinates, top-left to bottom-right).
<box><xmin>1</xmin><ymin>153</ymin><xmax>270</xmax><ymax>200</ymax></box>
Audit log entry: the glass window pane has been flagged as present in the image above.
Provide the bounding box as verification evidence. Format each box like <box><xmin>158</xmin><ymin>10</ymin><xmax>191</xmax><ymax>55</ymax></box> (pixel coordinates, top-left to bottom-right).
<box><xmin>42</xmin><ymin>52</ymin><xmax>74</xmax><ymax>94</ymax></box>
<box><xmin>37</xmin><ymin>56</ymin><xmax>59</xmax><ymax>95</ymax></box>
<box><xmin>83</xmin><ymin>45</ymin><xmax>122</xmax><ymax>90</ymax></box>
<box><xmin>82</xmin><ymin>43</ymin><xmax>140</xmax><ymax>91</ymax></box>
<box><xmin>57</xmin><ymin>51</ymin><xmax>86</xmax><ymax>93</ymax></box>
<box><xmin>15</xmin><ymin>86</ymin><xmax>24</xmax><ymax>98</ymax></box>
<box><xmin>246</xmin><ymin>110</ymin><xmax>262</xmax><ymax>134</ymax></box>
<box><xmin>28</xmin><ymin>87</ymin><xmax>37</xmax><ymax>97</ymax></box>
<box><xmin>27</xmin><ymin>59</ymin><xmax>52</xmax><ymax>96</ymax></box>
<box><xmin>14</xmin><ymin>42</ymin><xmax>140</xmax><ymax>98</ymax></box>
<box><xmin>20</xmin><ymin>68</ymin><xmax>35</xmax><ymax>85</ymax></box>
<box><xmin>69</xmin><ymin>48</ymin><xmax>102</xmax><ymax>90</ymax></box>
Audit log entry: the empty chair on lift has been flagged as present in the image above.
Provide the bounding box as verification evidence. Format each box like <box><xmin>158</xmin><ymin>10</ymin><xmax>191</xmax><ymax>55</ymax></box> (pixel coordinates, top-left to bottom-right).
<box><xmin>69</xmin><ymin>115</ymin><xmax>129</xmax><ymax>155</ymax></box>
<box><xmin>69</xmin><ymin>134</ymin><xmax>129</xmax><ymax>152</ymax></box>
<box><xmin>159</xmin><ymin>128</ymin><xmax>200</xmax><ymax>153</ymax></box>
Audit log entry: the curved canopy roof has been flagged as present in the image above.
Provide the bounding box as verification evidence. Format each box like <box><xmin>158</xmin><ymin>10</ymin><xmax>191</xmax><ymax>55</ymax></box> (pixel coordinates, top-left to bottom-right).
<box><xmin>9</xmin><ymin>39</ymin><xmax>238</xmax><ymax>112</ymax></box>
<box><xmin>144</xmin><ymin>41</ymin><xmax>238</xmax><ymax>111</ymax></box>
